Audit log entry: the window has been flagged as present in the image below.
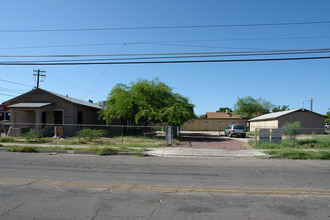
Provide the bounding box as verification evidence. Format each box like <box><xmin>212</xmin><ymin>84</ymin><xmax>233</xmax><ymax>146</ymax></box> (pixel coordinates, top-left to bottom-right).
<box><xmin>54</xmin><ymin>110</ymin><xmax>63</xmax><ymax>125</ymax></box>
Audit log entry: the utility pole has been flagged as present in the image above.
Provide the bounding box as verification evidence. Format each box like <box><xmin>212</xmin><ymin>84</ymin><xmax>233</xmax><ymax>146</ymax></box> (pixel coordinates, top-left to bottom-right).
<box><xmin>33</xmin><ymin>69</ymin><xmax>46</xmax><ymax>88</ymax></box>
<box><xmin>310</xmin><ymin>97</ymin><xmax>313</xmax><ymax>112</ymax></box>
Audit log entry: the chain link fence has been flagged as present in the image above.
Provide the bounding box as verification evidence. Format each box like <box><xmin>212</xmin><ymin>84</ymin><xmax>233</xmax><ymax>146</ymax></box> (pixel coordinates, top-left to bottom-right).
<box><xmin>253</xmin><ymin>127</ymin><xmax>327</xmax><ymax>146</ymax></box>
<box><xmin>0</xmin><ymin>122</ymin><xmax>179</xmax><ymax>146</ymax></box>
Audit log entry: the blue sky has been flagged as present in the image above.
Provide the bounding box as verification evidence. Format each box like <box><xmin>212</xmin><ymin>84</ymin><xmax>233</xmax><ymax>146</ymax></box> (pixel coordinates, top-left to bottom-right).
<box><xmin>0</xmin><ymin>0</ymin><xmax>329</xmax><ymax>115</ymax></box>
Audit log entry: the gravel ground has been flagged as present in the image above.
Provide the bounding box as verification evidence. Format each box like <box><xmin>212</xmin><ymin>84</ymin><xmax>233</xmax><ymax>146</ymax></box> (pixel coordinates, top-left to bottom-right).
<box><xmin>174</xmin><ymin>132</ymin><xmax>252</xmax><ymax>151</ymax></box>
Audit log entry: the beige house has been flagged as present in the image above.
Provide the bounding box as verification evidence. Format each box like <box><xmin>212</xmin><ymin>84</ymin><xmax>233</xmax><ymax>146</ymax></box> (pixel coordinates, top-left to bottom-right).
<box><xmin>181</xmin><ymin>111</ymin><xmax>247</xmax><ymax>131</ymax></box>
<box><xmin>3</xmin><ymin>88</ymin><xmax>104</xmax><ymax>137</ymax></box>
<box><xmin>249</xmin><ymin>108</ymin><xmax>325</xmax><ymax>134</ymax></box>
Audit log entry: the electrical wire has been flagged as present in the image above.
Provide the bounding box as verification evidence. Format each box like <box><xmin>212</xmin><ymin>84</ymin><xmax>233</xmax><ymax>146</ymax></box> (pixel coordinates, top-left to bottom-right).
<box><xmin>1</xmin><ymin>48</ymin><xmax>330</xmax><ymax>57</ymax></box>
<box><xmin>9</xmin><ymin>50</ymin><xmax>330</xmax><ymax>63</ymax></box>
<box><xmin>1</xmin><ymin>21</ymin><xmax>329</xmax><ymax>32</ymax></box>
<box><xmin>0</xmin><ymin>79</ymin><xmax>33</xmax><ymax>87</ymax></box>
<box><xmin>1</xmin><ymin>36</ymin><xmax>330</xmax><ymax>50</ymax></box>
<box><xmin>0</xmin><ymin>56</ymin><xmax>329</xmax><ymax>65</ymax></box>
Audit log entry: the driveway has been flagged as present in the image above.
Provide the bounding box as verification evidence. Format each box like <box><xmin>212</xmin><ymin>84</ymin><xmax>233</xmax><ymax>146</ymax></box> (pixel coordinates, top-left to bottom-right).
<box><xmin>175</xmin><ymin>131</ymin><xmax>252</xmax><ymax>150</ymax></box>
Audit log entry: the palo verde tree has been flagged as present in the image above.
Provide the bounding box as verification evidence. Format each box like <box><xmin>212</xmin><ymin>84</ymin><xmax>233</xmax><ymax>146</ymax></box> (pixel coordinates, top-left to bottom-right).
<box><xmin>233</xmin><ymin>96</ymin><xmax>274</xmax><ymax>119</ymax></box>
<box><xmin>100</xmin><ymin>78</ymin><xmax>195</xmax><ymax>125</ymax></box>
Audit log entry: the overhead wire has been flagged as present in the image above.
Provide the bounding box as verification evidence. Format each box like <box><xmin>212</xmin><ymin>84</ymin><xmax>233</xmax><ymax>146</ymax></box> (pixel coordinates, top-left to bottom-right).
<box><xmin>0</xmin><ymin>20</ymin><xmax>329</xmax><ymax>32</ymax></box>
<box><xmin>7</xmin><ymin>50</ymin><xmax>330</xmax><ymax>63</ymax></box>
<box><xmin>0</xmin><ymin>56</ymin><xmax>329</xmax><ymax>65</ymax></box>
<box><xmin>0</xmin><ymin>79</ymin><xmax>33</xmax><ymax>87</ymax></box>
<box><xmin>1</xmin><ymin>48</ymin><xmax>330</xmax><ymax>57</ymax></box>
<box><xmin>1</xmin><ymin>36</ymin><xmax>330</xmax><ymax>50</ymax></box>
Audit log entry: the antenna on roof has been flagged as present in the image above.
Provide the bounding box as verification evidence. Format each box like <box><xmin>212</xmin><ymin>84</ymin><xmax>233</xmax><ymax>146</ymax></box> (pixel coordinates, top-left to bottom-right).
<box><xmin>33</xmin><ymin>69</ymin><xmax>46</xmax><ymax>88</ymax></box>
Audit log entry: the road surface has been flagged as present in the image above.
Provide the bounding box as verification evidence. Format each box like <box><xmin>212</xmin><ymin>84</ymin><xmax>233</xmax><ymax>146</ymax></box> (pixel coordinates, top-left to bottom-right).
<box><xmin>0</xmin><ymin>152</ymin><xmax>329</xmax><ymax>219</ymax></box>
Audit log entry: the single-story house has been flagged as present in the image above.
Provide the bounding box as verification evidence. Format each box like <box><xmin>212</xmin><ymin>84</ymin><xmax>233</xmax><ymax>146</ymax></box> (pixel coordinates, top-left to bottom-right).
<box><xmin>181</xmin><ymin>111</ymin><xmax>247</xmax><ymax>131</ymax></box>
<box><xmin>249</xmin><ymin>108</ymin><xmax>325</xmax><ymax>134</ymax></box>
<box><xmin>3</xmin><ymin>88</ymin><xmax>104</xmax><ymax>137</ymax></box>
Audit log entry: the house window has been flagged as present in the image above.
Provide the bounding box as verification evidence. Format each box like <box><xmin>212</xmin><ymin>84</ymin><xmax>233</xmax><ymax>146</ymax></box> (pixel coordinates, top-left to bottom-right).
<box><xmin>54</xmin><ymin>110</ymin><xmax>63</xmax><ymax>125</ymax></box>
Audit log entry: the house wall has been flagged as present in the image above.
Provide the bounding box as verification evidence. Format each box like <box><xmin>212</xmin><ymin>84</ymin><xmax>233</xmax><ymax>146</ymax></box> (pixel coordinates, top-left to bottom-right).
<box><xmin>181</xmin><ymin>119</ymin><xmax>247</xmax><ymax>131</ymax></box>
<box><xmin>6</xmin><ymin>90</ymin><xmax>103</xmax><ymax>137</ymax></box>
<box><xmin>279</xmin><ymin>111</ymin><xmax>325</xmax><ymax>134</ymax></box>
<box><xmin>250</xmin><ymin>120</ymin><xmax>278</xmax><ymax>131</ymax></box>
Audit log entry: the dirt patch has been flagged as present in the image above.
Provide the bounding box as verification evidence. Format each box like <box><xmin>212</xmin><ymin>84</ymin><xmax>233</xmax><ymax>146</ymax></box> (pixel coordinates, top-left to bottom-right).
<box><xmin>174</xmin><ymin>133</ymin><xmax>252</xmax><ymax>151</ymax></box>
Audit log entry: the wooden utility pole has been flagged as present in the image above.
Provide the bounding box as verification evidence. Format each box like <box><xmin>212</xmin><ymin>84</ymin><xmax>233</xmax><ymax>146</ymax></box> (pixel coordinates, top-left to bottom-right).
<box><xmin>310</xmin><ymin>97</ymin><xmax>313</xmax><ymax>112</ymax></box>
<box><xmin>33</xmin><ymin>69</ymin><xmax>46</xmax><ymax>88</ymax></box>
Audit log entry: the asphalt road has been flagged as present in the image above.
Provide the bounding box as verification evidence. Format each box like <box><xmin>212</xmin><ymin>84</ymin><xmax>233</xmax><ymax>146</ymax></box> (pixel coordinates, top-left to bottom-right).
<box><xmin>0</xmin><ymin>152</ymin><xmax>329</xmax><ymax>219</ymax></box>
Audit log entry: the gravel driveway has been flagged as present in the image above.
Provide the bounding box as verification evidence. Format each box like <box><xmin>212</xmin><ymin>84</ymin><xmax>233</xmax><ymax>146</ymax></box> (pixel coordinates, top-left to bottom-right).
<box><xmin>174</xmin><ymin>132</ymin><xmax>252</xmax><ymax>151</ymax></box>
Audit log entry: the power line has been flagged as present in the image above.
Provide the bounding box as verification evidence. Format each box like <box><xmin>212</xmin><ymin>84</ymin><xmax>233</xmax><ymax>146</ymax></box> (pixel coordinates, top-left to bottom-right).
<box><xmin>10</xmin><ymin>50</ymin><xmax>330</xmax><ymax>63</ymax></box>
<box><xmin>1</xmin><ymin>36</ymin><xmax>330</xmax><ymax>50</ymax></box>
<box><xmin>1</xmin><ymin>48</ymin><xmax>330</xmax><ymax>58</ymax></box>
<box><xmin>0</xmin><ymin>93</ymin><xmax>16</xmax><ymax>97</ymax></box>
<box><xmin>0</xmin><ymin>79</ymin><xmax>33</xmax><ymax>87</ymax></box>
<box><xmin>1</xmin><ymin>20</ymin><xmax>330</xmax><ymax>33</ymax></box>
<box><xmin>1</xmin><ymin>56</ymin><xmax>329</xmax><ymax>66</ymax></box>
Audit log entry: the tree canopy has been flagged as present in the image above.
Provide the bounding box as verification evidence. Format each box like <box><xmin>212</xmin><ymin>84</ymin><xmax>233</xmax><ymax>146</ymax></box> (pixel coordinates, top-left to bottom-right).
<box><xmin>216</xmin><ymin>107</ymin><xmax>232</xmax><ymax>112</ymax></box>
<box><xmin>233</xmin><ymin>96</ymin><xmax>274</xmax><ymax>119</ymax></box>
<box><xmin>100</xmin><ymin>78</ymin><xmax>195</xmax><ymax>125</ymax></box>
<box><xmin>272</xmin><ymin>105</ymin><xmax>289</xmax><ymax>112</ymax></box>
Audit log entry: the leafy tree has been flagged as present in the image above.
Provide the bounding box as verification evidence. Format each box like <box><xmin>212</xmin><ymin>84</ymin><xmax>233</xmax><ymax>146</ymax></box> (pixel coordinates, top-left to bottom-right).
<box><xmin>326</xmin><ymin>111</ymin><xmax>330</xmax><ymax>123</ymax></box>
<box><xmin>272</xmin><ymin>105</ymin><xmax>289</xmax><ymax>112</ymax></box>
<box><xmin>100</xmin><ymin>78</ymin><xmax>195</xmax><ymax>125</ymax></box>
<box><xmin>197</xmin><ymin>114</ymin><xmax>206</xmax><ymax>119</ymax></box>
<box><xmin>216</xmin><ymin>107</ymin><xmax>232</xmax><ymax>112</ymax></box>
<box><xmin>233</xmin><ymin>96</ymin><xmax>274</xmax><ymax>119</ymax></box>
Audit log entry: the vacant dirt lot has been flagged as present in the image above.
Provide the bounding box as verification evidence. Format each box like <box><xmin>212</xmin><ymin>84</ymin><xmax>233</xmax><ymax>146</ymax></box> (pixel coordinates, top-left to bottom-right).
<box><xmin>174</xmin><ymin>132</ymin><xmax>252</xmax><ymax>150</ymax></box>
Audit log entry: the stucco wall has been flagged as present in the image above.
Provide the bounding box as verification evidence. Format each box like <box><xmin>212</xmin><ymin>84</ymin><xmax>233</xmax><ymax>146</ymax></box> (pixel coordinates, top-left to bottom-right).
<box><xmin>250</xmin><ymin>120</ymin><xmax>278</xmax><ymax>131</ymax></box>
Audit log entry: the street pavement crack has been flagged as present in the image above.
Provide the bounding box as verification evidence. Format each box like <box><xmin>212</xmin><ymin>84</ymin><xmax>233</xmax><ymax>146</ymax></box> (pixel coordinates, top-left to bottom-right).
<box><xmin>0</xmin><ymin>202</ymin><xmax>23</xmax><ymax>217</ymax></box>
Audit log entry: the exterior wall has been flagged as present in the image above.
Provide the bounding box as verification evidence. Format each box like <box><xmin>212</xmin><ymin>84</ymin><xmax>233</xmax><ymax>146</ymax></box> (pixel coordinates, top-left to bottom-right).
<box><xmin>250</xmin><ymin>120</ymin><xmax>278</xmax><ymax>131</ymax></box>
<box><xmin>181</xmin><ymin>119</ymin><xmax>247</xmax><ymax>131</ymax></box>
<box><xmin>279</xmin><ymin>111</ymin><xmax>325</xmax><ymax>134</ymax></box>
<box><xmin>5</xmin><ymin>90</ymin><xmax>103</xmax><ymax>137</ymax></box>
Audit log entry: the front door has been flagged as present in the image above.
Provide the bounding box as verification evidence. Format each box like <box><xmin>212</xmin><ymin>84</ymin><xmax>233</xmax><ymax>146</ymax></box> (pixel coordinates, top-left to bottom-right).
<box><xmin>54</xmin><ymin>110</ymin><xmax>63</xmax><ymax>125</ymax></box>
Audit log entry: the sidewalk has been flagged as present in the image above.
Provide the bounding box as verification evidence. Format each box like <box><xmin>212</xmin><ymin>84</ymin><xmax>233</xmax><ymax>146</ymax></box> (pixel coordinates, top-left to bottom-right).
<box><xmin>148</xmin><ymin>147</ymin><xmax>267</xmax><ymax>158</ymax></box>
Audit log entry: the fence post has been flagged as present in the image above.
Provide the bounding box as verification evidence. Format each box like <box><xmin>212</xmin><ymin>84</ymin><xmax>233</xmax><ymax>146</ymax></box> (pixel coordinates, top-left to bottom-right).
<box><xmin>121</xmin><ymin>126</ymin><xmax>124</xmax><ymax>145</ymax></box>
<box><xmin>254</xmin><ymin>128</ymin><xmax>257</xmax><ymax>146</ymax></box>
<box><xmin>292</xmin><ymin>128</ymin><xmax>294</xmax><ymax>145</ymax></box>
<box><xmin>78</xmin><ymin>124</ymin><xmax>80</xmax><ymax>143</ymax></box>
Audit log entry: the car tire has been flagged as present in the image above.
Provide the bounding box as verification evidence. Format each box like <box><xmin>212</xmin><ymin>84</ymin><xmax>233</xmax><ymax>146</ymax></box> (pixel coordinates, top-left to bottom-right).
<box><xmin>241</xmin><ymin>135</ymin><xmax>246</xmax><ymax>138</ymax></box>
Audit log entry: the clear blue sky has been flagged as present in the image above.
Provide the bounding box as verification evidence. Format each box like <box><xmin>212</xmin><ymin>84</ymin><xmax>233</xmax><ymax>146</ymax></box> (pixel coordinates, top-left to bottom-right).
<box><xmin>1</xmin><ymin>0</ymin><xmax>329</xmax><ymax>116</ymax></box>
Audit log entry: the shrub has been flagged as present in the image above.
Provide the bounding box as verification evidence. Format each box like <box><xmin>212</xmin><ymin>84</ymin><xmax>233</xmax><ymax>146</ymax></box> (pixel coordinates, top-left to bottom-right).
<box><xmin>282</xmin><ymin>121</ymin><xmax>301</xmax><ymax>136</ymax></box>
<box><xmin>75</xmin><ymin>128</ymin><xmax>107</xmax><ymax>141</ymax></box>
<box><xmin>97</xmin><ymin>147</ymin><xmax>118</xmax><ymax>156</ymax></box>
<box><xmin>21</xmin><ymin>131</ymin><xmax>39</xmax><ymax>142</ymax></box>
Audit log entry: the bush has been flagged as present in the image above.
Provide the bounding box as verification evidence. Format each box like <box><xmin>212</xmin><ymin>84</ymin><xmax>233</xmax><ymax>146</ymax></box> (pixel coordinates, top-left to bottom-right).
<box><xmin>75</xmin><ymin>128</ymin><xmax>107</xmax><ymax>141</ymax></box>
<box><xmin>21</xmin><ymin>131</ymin><xmax>39</xmax><ymax>142</ymax></box>
<box><xmin>282</xmin><ymin>121</ymin><xmax>301</xmax><ymax>136</ymax></box>
<box><xmin>97</xmin><ymin>147</ymin><xmax>118</xmax><ymax>155</ymax></box>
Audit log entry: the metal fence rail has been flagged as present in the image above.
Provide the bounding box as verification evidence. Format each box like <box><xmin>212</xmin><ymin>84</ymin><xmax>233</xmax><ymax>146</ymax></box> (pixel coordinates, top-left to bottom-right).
<box><xmin>253</xmin><ymin>127</ymin><xmax>327</xmax><ymax>146</ymax></box>
<box><xmin>0</xmin><ymin>122</ymin><xmax>179</xmax><ymax>146</ymax></box>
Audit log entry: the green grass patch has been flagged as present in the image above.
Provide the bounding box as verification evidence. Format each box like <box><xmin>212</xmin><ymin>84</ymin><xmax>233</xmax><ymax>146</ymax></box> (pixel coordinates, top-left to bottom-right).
<box><xmin>249</xmin><ymin>135</ymin><xmax>330</xmax><ymax>150</ymax></box>
<box><xmin>0</xmin><ymin>136</ymin><xmax>15</xmax><ymax>143</ymax></box>
<box><xmin>97</xmin><ymin>147</ymin><xmax>119</xmax><ymax>156</ymax></box>
<box><xmin>265</xmin><ymin>149</ymin><xmax>330</xmax><ymax>160</ymax></box>
<box><xmin>6</xmin><ymin>146</ymin><xmax>38</xmax><ymax>153</ymax></box>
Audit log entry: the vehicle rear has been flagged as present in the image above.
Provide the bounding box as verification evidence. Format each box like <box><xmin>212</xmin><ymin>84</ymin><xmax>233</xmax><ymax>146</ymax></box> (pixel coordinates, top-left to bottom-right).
<box><xmin>228</xmin><ymin>124</ymin><xmax>246</xmax><ymax>137</ymax></box>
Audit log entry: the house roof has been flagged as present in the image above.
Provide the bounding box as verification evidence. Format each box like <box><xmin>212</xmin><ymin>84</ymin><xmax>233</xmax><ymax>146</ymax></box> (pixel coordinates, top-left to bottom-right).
<box><xmin>3</xmin><ymin>88</ymin><xmax>103</xmax><ymax>110</ymax></box>
<box><xmin>249</xmin><ymin>108</ymin><xmax>324</xmax><ymax>121</ymax></box>
<box><xmin>8</xmin><ymin>102</ymin><xmax>53</xmax><ymax>108</ymax></box>
<box><xmin>206</xmin><ymin>112</ymin><xmax>242</xmax><ymax>119</ymax></box>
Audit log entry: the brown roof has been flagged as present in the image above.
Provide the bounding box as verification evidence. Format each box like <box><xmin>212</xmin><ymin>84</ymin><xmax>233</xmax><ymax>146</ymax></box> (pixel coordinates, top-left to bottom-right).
<box><xmin>206</xmin><ymin>112</ymin><xmax>242</xmax><ymax>119</ymax></box>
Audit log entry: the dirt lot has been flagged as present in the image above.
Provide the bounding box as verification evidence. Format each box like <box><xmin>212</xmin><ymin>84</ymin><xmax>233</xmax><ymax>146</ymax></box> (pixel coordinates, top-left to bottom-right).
<box><xmin>174</xmin><ymin>132</ymin><xmax>252</xmax><ymax>151</ymax></box>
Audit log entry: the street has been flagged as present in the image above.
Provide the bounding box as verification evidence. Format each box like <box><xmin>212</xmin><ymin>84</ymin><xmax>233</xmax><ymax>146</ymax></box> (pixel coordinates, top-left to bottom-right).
<box><xmin>0</xmin><ymin>152</ymin><xmax>329</xmax><ymax>219</ymax></box>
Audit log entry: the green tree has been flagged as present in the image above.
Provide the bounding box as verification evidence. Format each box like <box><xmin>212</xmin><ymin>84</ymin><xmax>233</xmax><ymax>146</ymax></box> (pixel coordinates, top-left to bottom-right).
<box><xmin>100</xmin><ymin>78</ymin><xmax>195</xmax><ymax>125</ymax></box>
<box><xmin>233</xmin><ymin>96</ymin><xmax>274</xmax><ymax>119</ymax></box>
<box><xmin>216</xmin><ymin>107</ymin><xmax>232</xmax><ymax>112</ymax></box>
<box><xmin>272</xmin><ymin>105</ymin><xmax>289</xmax><ymax>112</ymax></box>
<box><xmin>326</xmin><ymin>111</ymin><xmax>330</xmax><ymax>123</ymax></box>
<box><xmin>197</xmin><ymin>114</ymin><xmax>206</xmax><ymax>119</ymax></box>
